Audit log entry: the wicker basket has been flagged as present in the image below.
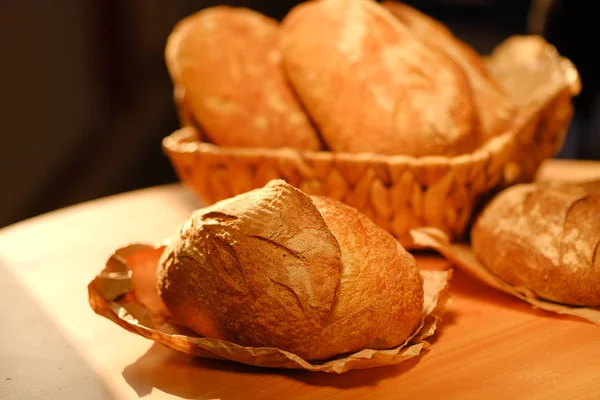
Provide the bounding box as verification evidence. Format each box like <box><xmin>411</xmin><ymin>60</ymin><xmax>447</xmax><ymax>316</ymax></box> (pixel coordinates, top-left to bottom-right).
<box><xmin>162</xmin><ymin>37</ymin><xmax>580</xmax><ymax>248</ymax></box>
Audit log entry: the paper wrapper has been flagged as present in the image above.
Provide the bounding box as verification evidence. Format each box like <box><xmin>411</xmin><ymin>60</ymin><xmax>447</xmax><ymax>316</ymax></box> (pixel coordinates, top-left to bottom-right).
<box><xmin>88</xmin><ymin>243</ymin><xmax>452</xmax><ymax>374</ymax></box>
<box><xmin>409</xmin><ymin>227</ymin><xmax>600</xmax><ymax>325</ymax></box>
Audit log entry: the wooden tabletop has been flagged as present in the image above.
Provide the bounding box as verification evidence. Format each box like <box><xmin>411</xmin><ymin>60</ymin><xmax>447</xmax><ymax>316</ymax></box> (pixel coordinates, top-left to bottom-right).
<box><xmin>1</xmin><ymin>159</ymin><xmax>599</xmax><ymax>400</ymax></box>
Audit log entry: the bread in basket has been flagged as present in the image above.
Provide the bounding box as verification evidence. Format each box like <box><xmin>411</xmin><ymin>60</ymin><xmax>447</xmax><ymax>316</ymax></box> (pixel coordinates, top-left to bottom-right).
<box><xmin>161</xmin><ymin>1</ymin><xmax>581</xmax><ymax>248</ymax></box>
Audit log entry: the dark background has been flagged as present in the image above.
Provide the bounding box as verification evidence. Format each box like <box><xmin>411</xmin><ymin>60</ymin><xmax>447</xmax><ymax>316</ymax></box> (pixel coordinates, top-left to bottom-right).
<box><xmin>0</xmin><ymin>0</ymin><xmax>597</xmax><ymax>228</ymax></box>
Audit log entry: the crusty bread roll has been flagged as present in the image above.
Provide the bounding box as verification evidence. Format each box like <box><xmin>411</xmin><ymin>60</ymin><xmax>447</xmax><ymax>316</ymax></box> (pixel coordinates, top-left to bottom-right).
<box><xmin>281</xmin><ymin>0</ymin><xmax>479</xmax><ymax>157</ymax></box>
<box><xmin>157</xmin><ymin>180</ymin><xmax>424</xmax><ymax>360</ymax></box>
<box><xmin>381</xmin><ymin>1</ymin><xmax>515</xmax><ymax>140</ymax></box>
<box><xmin>486</xmin><ymin>35</ymin><xmax>580</xmax><ymax>108</ymax></box>
<box><xmin>471</xmin><ymin>180</ymin><xmax>600</xmax><ymax>306</ymax></box>
<box><xmin>165</xmin><ymin>6</ymin><xmax>321</xmax><ymax>150</ymax></box>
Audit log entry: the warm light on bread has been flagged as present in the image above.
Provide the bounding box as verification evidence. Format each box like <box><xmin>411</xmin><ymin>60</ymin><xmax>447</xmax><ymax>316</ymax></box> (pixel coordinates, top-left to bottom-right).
<box><xmin>157</xmin><ymin>180</ymin><xmax>424</xmax><ymax>360</ymax></box>
<box><xmin>281</xmin><ymin>0</ymin><xmax>479</xmax><ymax>157</ymax></box>
<box><xmin>165</xmin><ymin>6</ymin><xmax>321</xmax><ymax>150</ymax></box>
<box><xmin>382</xmin><ymin>1</ymin><xmax>515</xmax><ymax>140</ymax></box>
<box><xmin>471</xmin><ymin>180</ymin><xmax>600</xmax><ymax>306</ymax></box>
<box><xmin>161</xmin><ymin>0</ymin><xmax>580</xmax><ymax>249</ymax></box>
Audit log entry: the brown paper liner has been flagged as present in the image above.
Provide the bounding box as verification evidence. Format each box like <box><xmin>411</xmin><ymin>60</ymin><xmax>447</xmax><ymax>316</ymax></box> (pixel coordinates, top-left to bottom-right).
<box><xmin>88</xmin><ymin>243</ymin><xmax>452</xmax><ymax>374</ymax></box>
<box><xmin>409</xmin><ymin>227</ymin><xmax>600</xmax><ymax>325</ymax></box>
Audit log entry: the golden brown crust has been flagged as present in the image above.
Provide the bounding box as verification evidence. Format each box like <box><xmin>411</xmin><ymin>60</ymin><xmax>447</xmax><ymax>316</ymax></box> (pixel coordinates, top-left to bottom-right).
<box><xmin>471</xmin><ymin>180</ymin><xmax>600</xmax><ymax>306</ymax></box>
<box><xmin>281</xmin><ymin>0</ymin><xmax>479</xmax><ymax>157</ymax></box>
<box><xmin>157</xmin><ymin>180</ymin><xmax>342</xmax><ymax>356</ymax></box>
<box><xmin>381</xmin><ymin>1</ymin><xmax>516</xmax><ymax>140</ymax></box>
<box><xmin>157</xmin><ymin>180</ymin><xmax>423</xmax><ymax>360</ymax></box>
<box><xmin>310</xmin><ymin>196</ymin><xmax>423</xmax><ymax>357</ymax></box>
<box><xmin>486</xmin><ymin>35</ymin><xmax>581</xmax><ymax>109</ymax></box>
<box><xmin>165</xmin><ymin>6</ymin><xmax>320</xmax><ymax>150</ymax></box>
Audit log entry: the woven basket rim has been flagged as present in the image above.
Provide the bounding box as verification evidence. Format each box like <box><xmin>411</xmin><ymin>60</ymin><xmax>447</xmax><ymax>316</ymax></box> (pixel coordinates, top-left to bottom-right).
<box><xmin>163</xmin><ymin>125</ymin><xmax>517</xmax><ymax>168</ymax></box>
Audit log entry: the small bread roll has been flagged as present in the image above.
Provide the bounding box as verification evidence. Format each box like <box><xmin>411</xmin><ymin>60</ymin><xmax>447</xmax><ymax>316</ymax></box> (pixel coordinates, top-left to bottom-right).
<box><xmin>165</xmin><ymin>6</ymin><xmax>321</xmax><ymax>150</ymax></box>
<box><xmin>281</xmin><ymin>0</ymin><xmax>479</xmax><ymax>157</ymax></box>
<box><xmin>471</xmin><ymin>180</ymin><xmax>600</xmax><ymax>306</ymax></box>
<box><xmin>382</xmin><ymin>1</ymin><xmax>516</xmax><ymax>140</ymax></box>
<box><xmin>157</xmin><ymin>180</ymin><xmax>424</xmax><ymax>360</ymax></box>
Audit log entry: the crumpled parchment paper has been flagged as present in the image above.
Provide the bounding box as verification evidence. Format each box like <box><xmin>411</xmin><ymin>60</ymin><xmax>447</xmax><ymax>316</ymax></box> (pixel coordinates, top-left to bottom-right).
<box><xmin>88</xmin><ymin>243</ymin><xmax>452</xmax><ymax>373</ymax></box>
<box><xmin>409</xmin><ymin>227</ymin><xmax>600</xmax><ymax>325</ymax></box>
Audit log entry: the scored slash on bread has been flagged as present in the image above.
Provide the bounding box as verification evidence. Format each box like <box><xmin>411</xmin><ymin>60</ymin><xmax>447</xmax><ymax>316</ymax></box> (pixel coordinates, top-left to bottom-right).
<box><xmin>165</xmin><ymin>6</ymin><xmax>321</xmax><ymax>150</ymax></box>
<box><xmin>281</xmin><ymin>0</ymin><xmax>480</xmax><ymax>157</ymax></box>
<box><xmin>382</xmin><ymin>1</ymin><xmax>516</xmax><ymax>140</ymax></box>
<box><xmin>157</xmin><ymin>180</ymin><xmax>423</xmax><ymax>361</ymax></box>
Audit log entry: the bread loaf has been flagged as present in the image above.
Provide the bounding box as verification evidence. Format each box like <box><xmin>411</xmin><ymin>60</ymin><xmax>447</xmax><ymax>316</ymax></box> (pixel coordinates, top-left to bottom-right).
<box><xmin>157</xmin><ymin>180</ymin><xmax>424</xmax><ymax>360</ymax></box>
<box><xmin>382</xmin><ymin>1</ymin><xmax>515</xmax><ymax>140</ymax></box>
<box><xmin>486</xmin><ymin>35</ymin><xmax>580</xmax><ymax>108</ymax></box>
<box><xmin>471</xmin><ymin>180</ymin><xmax>600</xmax><ymax>306</ymax></box>
<box><xmin>281</xmin><ymin>0</ymin><xmax>479</xmax><ymax>157</ymax></box>
<box><xmin>165</xmin><ymin>6</ymin><xmax>321</xmax><ymax>150</ymax></box>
